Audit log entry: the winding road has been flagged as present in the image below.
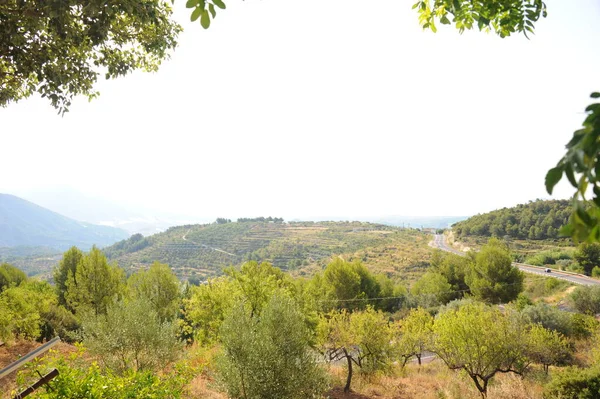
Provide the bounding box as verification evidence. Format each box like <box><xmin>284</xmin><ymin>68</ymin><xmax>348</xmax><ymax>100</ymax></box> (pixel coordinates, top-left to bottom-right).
<box><xmin>431</xmin><ymin>234</ymin><xmax>600</xmax><ymax>286</ymax></box>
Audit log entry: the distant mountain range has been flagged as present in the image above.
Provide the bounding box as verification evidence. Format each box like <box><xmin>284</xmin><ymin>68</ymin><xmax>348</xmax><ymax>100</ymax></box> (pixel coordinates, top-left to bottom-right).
<box><xmin>0</xmin><ymin>193</ymin><xmax>129</xmax><ymax>250</ymax></box>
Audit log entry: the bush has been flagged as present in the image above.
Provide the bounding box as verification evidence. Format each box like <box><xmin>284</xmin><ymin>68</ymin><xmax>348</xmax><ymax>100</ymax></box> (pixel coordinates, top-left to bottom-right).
<box><xmin>544</xmin><ymin>366</ymin><xmax>600</xmax><ymax>399</ymax></box>
<box><xmin>216</xmin><ymin>294</ymin><xmax>328</xmax><ymax>399</ymax></box>
<box><xmin>569</xmin><ymin>286</ymin><xmax>600</xmax><ymax>315</ymax></box>
<box><xmin>593</xmin><ymin>267</ymin><xmax>600</xmax><ymax>278</ymax></box>
<box><xmin>81</xmin><ymin>297</ymin><xmax>183</xmax><ymax>372</ymax></box>
<box><xmin>521</xmin><ymin>303</ymin><xmax>573</xmax><ymax>336</ymax></box>
<box><xmin>15</xmin><ymin>347</ymin><xmax>191</xmax><ymax>399</ymax></box>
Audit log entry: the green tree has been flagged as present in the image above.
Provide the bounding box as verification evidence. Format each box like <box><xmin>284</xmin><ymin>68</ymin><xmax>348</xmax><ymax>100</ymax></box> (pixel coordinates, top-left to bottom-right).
<box><xmin>225</xmin><ymin>261</ymin><xmax>294</xmax><ymax>317</ymax></box>
<box><xmin>182</xmin><ymin>276</ymin><xmax>239</xmax><ymax>344</ymax></box>
<box><xmin>53</xmin><ymin>246</ymin><xmax>83</xmax><ymax>308</ymax></box>
<box><xmin>0</xmin><ymin>262</ymin><xmax>27</xmax><ymax>292</ymax></box>
<box><xmin>216</xmin><ymin>294</ymin><xmax>327</xmax><ymax>399</ymax></box>
<box><xmin>313</xmin><ymin>258</ymin><xmax>385</xmax><ymax>311</ymax></box>
<box><xmin>65</xmin><ymin>246</ymin><xmax>125</xmax><ymax>315</ymax></box>
<box><xmin>81</xmin><ymin>297</ymin><xmax>182</xmax><ymax>372</ymax></box>
<box><xmin>466</xmin><ymin>239</ymin><xmax>524</xmax><ymax>304</ymax></box>
<box><xmin>317</xmin><ymin>307</ymin><xmax>392</xmax><ymax>393</ymax></box>
<box><xmin>127</xmin><ymin>261</ymin><xmax>180</xmax><ymax>321</ymax></box>
<box><xmin>395</xmin><ymin>307</ymin><xmax>433</xmax><ymax>366</ymax></box>
<box><xmin>411</xmin><ymin>272</ymin><xmax>453</xmax><ymax>308</ymax></box>
<box><xmin>0</xmin><ymin>0</ymin><xmax>181</xmax><ymax>113</ymax></box>
<box><xmin>432</xmin><ymin>302</ymin><xmax>527</xmax><ymax>397</ymax></box>
<box><xmin>575</xmin><ymin>243</ymin><xmax>600</xmax><ymax>276</ymax></box>
<box><xmin>0</xmin><ymin>280</ymin><xmax>62</xmax><ymax>342</ymax></box>
<box><xmin>526</xmin><ymin>324</ymin><xmax>571</xmax><ymax>374</ymax></box>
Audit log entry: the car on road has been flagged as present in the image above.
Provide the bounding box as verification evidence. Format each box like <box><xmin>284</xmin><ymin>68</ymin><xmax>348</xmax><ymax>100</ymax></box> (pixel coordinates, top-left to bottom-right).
<box><xmin>545</xmin><ymin>268</ymin><xmax>552</xmax><ymax>273</ymax></box>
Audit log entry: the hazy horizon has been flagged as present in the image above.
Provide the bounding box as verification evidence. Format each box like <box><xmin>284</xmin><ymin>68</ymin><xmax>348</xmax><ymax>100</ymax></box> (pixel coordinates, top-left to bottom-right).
<box><xmin>2</xmin><ymin>0</ymin><xmax>598</xmax><ymax>220</ymax></box>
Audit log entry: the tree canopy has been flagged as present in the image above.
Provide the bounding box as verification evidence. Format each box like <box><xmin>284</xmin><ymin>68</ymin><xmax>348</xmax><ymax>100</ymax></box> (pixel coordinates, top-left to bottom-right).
<box><xmin>0</xmin><ymin>0</ymin><xmax>181</xmax><ymax>113</ymax></box>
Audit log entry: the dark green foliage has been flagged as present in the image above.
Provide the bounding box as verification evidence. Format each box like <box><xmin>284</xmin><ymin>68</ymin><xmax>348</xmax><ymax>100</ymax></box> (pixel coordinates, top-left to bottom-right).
<box><xmin>53</xmin><ymin>247</ymin><xmax>83</xmax><ymax>307</ymax></box>
<box><xmin>216</xmin><ymin>218</ymin><xmax>232</xmax><ymax>224</ymax></box>
<box><xmin>311</xmin><ymin>258</ymin><xmax>402</xmax><ymax>312</ymax></box>
<box><xmin>453</xmin><ymin>200</ymin><xmax>571</xmax><ymax>240</ymax></box>
<box><xmin>544</xmin><ymin>366</ymin><xmax>600</xmax><ymax>399</ymax></box>
<box><xmin>103</xmin><ymin>234</ymin><xmax>150</xmax><ymax>259</ymax></box>
<box><xmin>216</xmin><ymin>295</ymin><xmax>328</xmax><ymax>399</ymax></box>
<box><xmin>0</xmin><ymin>0</ymin><xmax>181</xmax><ymax>113</ymax></box>
<box><xmin>545</xmin><ymin>93</ymin><xmax>600</xmax><ymax>244</ymax></box>
<box><xmin>466</xmin><ymin>239</ymin><xmax>524</xmax><ymax>304</ymax></box>
<box><xmin>0</xmin><ymin>262</ymin><xmax>27</xmax><ymax>291</ymax></box>
<box><xmin>574</xmin><ymin>242</ymin><xmax>600</xmax><ymax>275</ymax></box>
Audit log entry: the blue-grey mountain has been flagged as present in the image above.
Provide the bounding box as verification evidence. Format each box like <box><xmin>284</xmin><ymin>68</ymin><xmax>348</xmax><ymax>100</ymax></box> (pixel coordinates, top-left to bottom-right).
<box><xmin>0</xmin><ymin>193</ymin><xmax>129</xmax><ymax>250</ymax></box>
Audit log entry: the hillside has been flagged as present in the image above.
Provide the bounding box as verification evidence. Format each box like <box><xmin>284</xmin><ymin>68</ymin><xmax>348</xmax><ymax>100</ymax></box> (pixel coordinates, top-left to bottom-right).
<box><xmin>0</xmin><ymin>193</ymin><xmax>129</xmax><ymax>250</ymax></box>
<box><xmin>105</xmin><ymin>221</ymin><xmax>431</xmax><ymax>281</ymax></box>
<box><xmin>452</xmin><ymin>199</ymin><xmax>571</xmax><ymax>240</ymax></box>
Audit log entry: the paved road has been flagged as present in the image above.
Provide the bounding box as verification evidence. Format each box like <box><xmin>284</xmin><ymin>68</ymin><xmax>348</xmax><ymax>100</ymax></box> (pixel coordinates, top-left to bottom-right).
<box><xmin>431</xmin><ymin>234</ymin><xmax>600</xmax><ymax>286</ymax></box>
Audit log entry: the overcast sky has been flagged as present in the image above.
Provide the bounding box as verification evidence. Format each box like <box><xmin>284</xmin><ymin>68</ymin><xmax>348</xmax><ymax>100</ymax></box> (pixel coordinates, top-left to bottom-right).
<box><xmin>1</xmin><ymin>0</ymin><xmax>600</xmax><ymax>220</ymax></box>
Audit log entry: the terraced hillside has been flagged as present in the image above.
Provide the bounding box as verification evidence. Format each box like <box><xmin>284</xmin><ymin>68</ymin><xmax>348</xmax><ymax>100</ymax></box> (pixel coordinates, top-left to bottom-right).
<box><xmin>105</xmin><ymin>221</ymin><xmax>431</xmax><ymax>281</ymax></box>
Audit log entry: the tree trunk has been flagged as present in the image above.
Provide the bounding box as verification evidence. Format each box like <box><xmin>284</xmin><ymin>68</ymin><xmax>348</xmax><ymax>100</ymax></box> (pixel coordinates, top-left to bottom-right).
<box><xmin>417</xmin><ymin>354</ymin><xmax>422</xmax><ymax>365</ymax></box>
<box><xmin>469</xmin><ymin>374</ymin><xmax>488</xmax><ymax>398</ymax></box>
<box><xmin>343</xmin><ymin>348</ymin><xmax>353</xmax><ymax>393</ymax></box>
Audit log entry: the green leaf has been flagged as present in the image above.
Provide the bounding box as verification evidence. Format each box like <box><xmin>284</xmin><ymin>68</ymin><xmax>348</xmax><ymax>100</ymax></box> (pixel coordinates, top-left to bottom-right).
<box><xmin>545</xmin><ymin>166</ymin><xmax>563</xmax><ymax>195</ymax></box>
<box><xmin>209</xmin><ymin>4</ymin><xmax>216</xmax><ymax>18</ymax></box>
<box><xmin>586</xmin><ymin>103</ymin><xmax>600</xmax><ymax>113</ymax></box>
<box><xmin>565</xmin><ymin>163</ymin><xmax>578</xmax><ymax>188</ymax></box>
<box><xmin>191</xmin><ymin>7</ymin><xmax>202</xmax><ymax>22</ymax></box>
<box><xmin>200</xmin><ymin>9</ymin><xmax>211</xmax><ymax>29</ymax></box>
<box><xmin>593</xmin><ymin>186</ymin><xmax>600</xmax><ymax>207</ymax></box>
<box><xmin>186</xmin><ymin>0</ymin><xmax>198</xmax><ymax>8</ymax></box>
<box><xmin>576</xmin><ymin>207</ymin><xmax>594</xmax><ymax>227</ymax></box>
<box><xmin>213</xmin><ymin>0</ymin><xmax>226</xmax><ymax>9</ymax></box>
<box><xmin>440</xmin><ymin>15</ymin><xmax>451</xmax><ymax>25</ymax></box>
<box><xmin>591</xmin><ymin>92</ymin><xmax>600</xmax><ymax>99</ymax></box>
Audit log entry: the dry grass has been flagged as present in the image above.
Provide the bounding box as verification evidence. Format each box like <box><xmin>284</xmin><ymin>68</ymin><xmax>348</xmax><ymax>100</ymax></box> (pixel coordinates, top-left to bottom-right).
<box><xmin>325</xmin><ymin>361</ymin><xmax>543</xmax><ymax>399</ymax></box>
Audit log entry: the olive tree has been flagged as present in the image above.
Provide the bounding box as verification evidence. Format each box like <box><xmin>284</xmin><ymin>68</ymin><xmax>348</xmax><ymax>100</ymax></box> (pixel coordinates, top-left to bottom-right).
<box><xmin>216</xmin><ymin>294</ymin><xmax>327</xmax><ymax>399</ymax></box>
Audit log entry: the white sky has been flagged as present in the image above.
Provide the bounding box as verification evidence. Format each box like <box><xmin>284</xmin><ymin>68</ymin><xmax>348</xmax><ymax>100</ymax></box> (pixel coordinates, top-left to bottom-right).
<box><xmin>1</xmin><ymin>0</ymin><xmax>600</xmax><ymax>220</ymax></box>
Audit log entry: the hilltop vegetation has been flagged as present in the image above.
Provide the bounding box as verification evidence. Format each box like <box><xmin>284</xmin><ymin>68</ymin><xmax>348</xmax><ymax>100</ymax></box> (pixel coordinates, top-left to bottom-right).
<box><xmin>452</xmin><ymin>200</ymin><xmax>571</xmax><ymax>240</ymax></box>
<box><xmin>104</xmin><ymin>221</ymin><xmax>431</xmax><ymax>282</ymax></box>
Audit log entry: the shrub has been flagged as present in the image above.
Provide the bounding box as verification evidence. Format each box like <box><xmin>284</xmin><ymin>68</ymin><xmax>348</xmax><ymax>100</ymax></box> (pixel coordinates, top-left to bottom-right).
<box><xmin>216</xmin><ymin>294</ymin><xmax>328</xmax><ymax>399</ymax></box>
<box><xmin>569</xmin><ymin>286</ymin><xmax>600</xmax><ymax>315</ymax></box>
<box><xmin>81</xmin><ymin>297</ymin><xmax>183</xmax><ymax>372</ymax></box>
<box><xmin>521</xmin><ymin>303</ymin><xmax>573</xmax><ymax>336</ymax></box>
<box><xmin>15</xmin><ymin>347</ymin><xmax>191</xmax><ymax>399</ymax></box>
<box><xmin>544</xmin><ymin>366</ymin><xmax>600</xmax><ymax>399</ymax></box>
